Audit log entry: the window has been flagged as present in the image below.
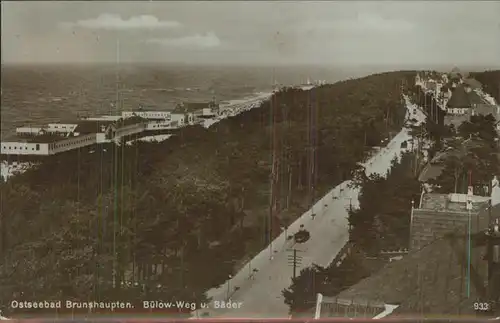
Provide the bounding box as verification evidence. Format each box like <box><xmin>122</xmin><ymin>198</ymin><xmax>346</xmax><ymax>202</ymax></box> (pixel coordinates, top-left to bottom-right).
<box><xmin>36</xmin><ymin>144</ymin><xmax>40</xmax><ymax>151</ymax></box>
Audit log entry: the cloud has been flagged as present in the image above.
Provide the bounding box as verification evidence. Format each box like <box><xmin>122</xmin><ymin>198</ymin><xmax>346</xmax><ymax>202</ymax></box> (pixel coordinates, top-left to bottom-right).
<box><xmin>146</xmin><ymin>32</ymin><xmax>221</xmax><ymax>49</ymax></box>
<box><xmin>60</xmin><ymin>14</ymin><xmax>181</xmax><ymax>30</ymax></box>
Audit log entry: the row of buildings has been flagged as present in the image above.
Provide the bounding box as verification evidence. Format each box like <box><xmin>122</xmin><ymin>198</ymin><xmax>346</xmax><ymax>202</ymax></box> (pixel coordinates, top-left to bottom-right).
<box><xmin>313</xmin><ymin>69</ymin><xmax>500</xmax><ymax>319</ymax></box>
<box><xmin>416</xmin><ymin>68</ymin><xmax>500</xmax><ymax>131</ymax></box>
<box><xmin>0</xmin><ymin>100</ymin><xmax>224</xmax><ymax>157</ymax></box>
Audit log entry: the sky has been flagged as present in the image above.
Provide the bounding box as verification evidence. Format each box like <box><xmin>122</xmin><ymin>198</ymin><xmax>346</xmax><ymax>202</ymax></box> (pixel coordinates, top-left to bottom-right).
<box><xmin>1</xmin><ymin>1</ymin><xmax>500</xmax><ymax>68</ymax></box>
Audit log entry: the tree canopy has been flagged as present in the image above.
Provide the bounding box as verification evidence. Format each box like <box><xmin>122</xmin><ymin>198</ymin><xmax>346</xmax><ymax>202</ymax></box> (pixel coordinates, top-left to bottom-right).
<box><xmin>0</xmin><ymin>71</ymin><xmax>417</xmax><ymax>316</ymax></box>
<box><xmin>429</xmin><ymin>114</ymin><xmax>499</xmax><ymax>194</ymax></box>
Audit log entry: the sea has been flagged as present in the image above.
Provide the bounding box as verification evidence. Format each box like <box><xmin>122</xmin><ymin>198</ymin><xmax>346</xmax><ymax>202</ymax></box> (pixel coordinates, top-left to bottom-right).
<box><xmin>0</xmin><ymin>63</ymin><xmax>376</xmax><ymax>138</ymax></box>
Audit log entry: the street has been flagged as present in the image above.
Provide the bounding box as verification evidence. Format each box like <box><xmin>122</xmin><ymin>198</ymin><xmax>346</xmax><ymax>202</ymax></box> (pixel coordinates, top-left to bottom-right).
<box><xmin>196</xmin><ymin>95</ymin><xmax>426</xmax><ymax>318</ymax></box>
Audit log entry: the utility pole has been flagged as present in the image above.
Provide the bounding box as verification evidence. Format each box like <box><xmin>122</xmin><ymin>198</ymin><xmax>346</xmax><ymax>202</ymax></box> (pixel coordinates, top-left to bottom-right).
<box><xmin>287</xmin><ymin>249</ymin><xmax>303</xmax><ymax>280</ymax></box>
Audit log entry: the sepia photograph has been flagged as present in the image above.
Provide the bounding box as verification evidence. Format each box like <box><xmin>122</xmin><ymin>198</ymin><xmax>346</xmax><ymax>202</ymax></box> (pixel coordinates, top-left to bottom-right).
<box><xmin>1</xmin><ymin>0</ymin><xmax>499</xmax><ymax>321</ymax></box>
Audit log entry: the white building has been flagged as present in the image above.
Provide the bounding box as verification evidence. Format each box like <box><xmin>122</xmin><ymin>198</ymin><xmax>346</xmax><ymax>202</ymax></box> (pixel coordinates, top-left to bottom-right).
<box><xmin>1</xmin><ymin>133</ymin><xmax>97</xmax><ymax>156</ymax></box>
<box><xmin>170</xmin><ymin>113</ymin><xmax>195</xmax><ymax>127</ymax></box>
<box><xmin>49</xmin><ymin>133</ymin><xmax>97</xmax><ymax>154</ymax></box>
<box><xmin>170</xmin><ymin>114</ymin><xmax>185</xmax><ymax>127</ymax></box>
<box><xmin>80</xmin><ymin>115</ymin><xmax>122</xmax><ymax>122</ymax></box>
<box><xmin>16</xmin><ymin>123</ymin><xmax>78</xmax><ymax>137</ymax></box>
<box><xmin>446</xmin><ymin>107</ymin><xmax>468</xmax><ymax>115</ymax></box>
<box><xmin>46</xmin><ymin>123</ymin><xmax>78</xmax><ymax>134</ymax></box>
<box><xmin>1</xmin><ymin>141</ymin><xmax>50</xmax><ymax>155</ymax></box>
<box><xmin>195</xmin><ymin>108</ymin><xmax>218</xmax><ymax>118</ymax></box>
<box><xmin>145</xmin><ymin>120</ymin><xmax>175</xmax><ymax>131</ymax></box>
<box><xmin>105</xmin><ymin>122</ymin><xmax>146</xmax><ymax>142</ymax></box>
<box><xmin>122</xmin><ymin>111</ymin><xmax>171</xmax><ymax>121</ymax></box>
<box><xmin>15</xmin><ymin>126</ymin><xmax>45</xmax><ymax>136</ymax></box>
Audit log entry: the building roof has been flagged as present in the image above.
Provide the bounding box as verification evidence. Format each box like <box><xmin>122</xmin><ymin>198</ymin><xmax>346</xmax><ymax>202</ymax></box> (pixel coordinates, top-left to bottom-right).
<box><xmin>447</xmin><ymin>85</ymin><xmax>471</xmax><ymax>109</ymax></box>
<box><xmin>319</xmin><ymin>296</ymin><xmax>387</xmax><ymax>318</ymax></box>
<box><xmin>74</xmin><ymin>120</ymin><xmax>114</xmax><ymax>134</ymax></box>
<box><xmin>321</xmin><ymin>204</ymin><xmax>500</xmax><ymax>318</ymax></box>
<box><xmin>4</xmin><ymin>134</ymin><xmax>65</xmax><ymax>144</ymax></box>
<box><xmin>464</xmin><ymin>78</ymin><xmax>483</xmax><ymax>90</ymax></box>
<box><xmin>469</xmin><ymin>90</ymin><xmax>486</xmax><ymax>105</ymax></box>
<box><xmin>418</xmin><ymin>192</ymin><xmax>488</xmax><ymax>213</ymax></box>
<box><xmin>16</xmin><ymin>124</ymin><xmax>46</xmax><ymax>129</ymax></box>
<box><xmin>325</xmin><ymin>200</ymin><xmax>499</xmax><ymax>319</ymax></box>
<box><xmin>114</xmin><ymin>116</ymin><xmax>146</xmax><ymax>127</ymax></box>
<box><xmin>329</xmin><ymin>239</ymin><xmax>482</xmax><ymax>317</ymax></box>
<box><xmin>74</xmin><ymin>116</ymin><xmax>144</xmax><ymax>134</ymax></box>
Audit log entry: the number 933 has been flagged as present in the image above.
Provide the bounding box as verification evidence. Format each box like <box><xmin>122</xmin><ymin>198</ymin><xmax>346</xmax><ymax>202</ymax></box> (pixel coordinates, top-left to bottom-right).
<box><xmin>474</xmin><ymin>302</ymin><xmax>490</xmax><ymax>311</ymax></box>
